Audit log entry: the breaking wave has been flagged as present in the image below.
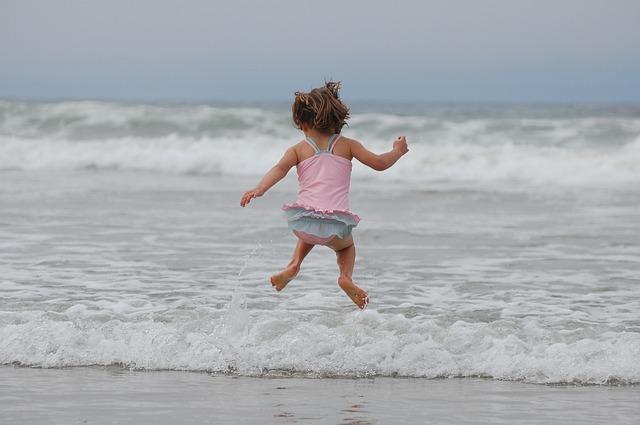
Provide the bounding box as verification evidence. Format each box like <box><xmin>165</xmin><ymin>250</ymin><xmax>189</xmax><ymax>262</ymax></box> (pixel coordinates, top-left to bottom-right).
<box><xmin>2</xmin><ymin>293</ymin><xmax>639</xmax><ymax>385</ymax></box>
<box><xmin>1</xmin><ymin>100</ymin><xmax>639</xmax><ymax>186</ymax></box>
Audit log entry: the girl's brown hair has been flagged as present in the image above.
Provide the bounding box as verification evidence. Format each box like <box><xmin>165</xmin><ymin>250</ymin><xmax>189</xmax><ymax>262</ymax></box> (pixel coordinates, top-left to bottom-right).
<box><xmin>292</xmin><ymin>81</ymin><xmax>350</xmax><ymax>134</ymax></box>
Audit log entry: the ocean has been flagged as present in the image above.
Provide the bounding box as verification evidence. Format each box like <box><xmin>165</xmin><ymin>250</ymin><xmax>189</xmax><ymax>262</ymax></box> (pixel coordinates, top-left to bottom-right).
<box><xmin>1</xmin><ymin>100</ymin><xmax>639</xmax><ymax>423</ymax></box>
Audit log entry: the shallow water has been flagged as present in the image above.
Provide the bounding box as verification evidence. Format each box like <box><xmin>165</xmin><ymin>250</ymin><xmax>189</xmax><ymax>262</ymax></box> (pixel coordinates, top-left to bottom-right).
<box><xmin>1</xmin><ymin>170</ymin><xmax>638</xmax><ymax>384</ymax></box>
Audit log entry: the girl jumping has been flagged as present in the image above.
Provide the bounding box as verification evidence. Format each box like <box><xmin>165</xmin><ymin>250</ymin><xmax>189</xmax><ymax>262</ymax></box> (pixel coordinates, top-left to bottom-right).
<box><xmin>240</xmin><ymin>81</ymin><xmax>408</xmax><ymax>309</ymax></box>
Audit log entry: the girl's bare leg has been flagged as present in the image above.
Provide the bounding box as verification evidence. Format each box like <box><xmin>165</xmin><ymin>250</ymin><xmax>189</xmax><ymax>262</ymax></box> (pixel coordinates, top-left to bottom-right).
<box><xmin>328</xmin><ymin>235</ymin><xmax>369</xmax><ymax>309</ymax></box>
<box><xmin>270</xmin><ymin>238</ymin><xmax>314</xmax><ymax>291</ymax></box>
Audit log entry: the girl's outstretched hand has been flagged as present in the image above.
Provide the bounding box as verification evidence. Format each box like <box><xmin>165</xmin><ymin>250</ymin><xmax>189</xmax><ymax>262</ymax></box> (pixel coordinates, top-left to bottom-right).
<box><xmin>240</xmin><ymin>187</ymin><xmax>264</xmax><ymax>207</ymax></box>
<box><xmin>394</xmin><ymin>135</ymin><xmax>409</xmax><ymax>156</ymax></box>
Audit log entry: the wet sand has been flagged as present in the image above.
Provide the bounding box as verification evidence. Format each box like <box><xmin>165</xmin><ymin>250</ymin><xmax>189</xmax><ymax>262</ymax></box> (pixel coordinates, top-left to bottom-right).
<box><xmin>1</xmin><ymin>365</ymin><xmax>639</xmax><ymax>425</ymax></box>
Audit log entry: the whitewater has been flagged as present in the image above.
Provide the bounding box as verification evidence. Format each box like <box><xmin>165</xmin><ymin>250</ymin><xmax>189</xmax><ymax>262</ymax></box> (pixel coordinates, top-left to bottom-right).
<box><xmin>1</xmin><ymin>100</ymin><xmax>640</xmax><ymax>186</ymax></box>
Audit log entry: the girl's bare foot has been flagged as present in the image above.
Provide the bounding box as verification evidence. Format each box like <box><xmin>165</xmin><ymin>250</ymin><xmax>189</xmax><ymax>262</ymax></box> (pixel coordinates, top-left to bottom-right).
<box><xmin>270</xmin><ymin>264</ymin><xmax>299</xmax><ymax>291</ymax></box>
<box><xmin>338</xmin><ymin>276</ymin><xmax>369</xmax><ymax>309</ymax></box>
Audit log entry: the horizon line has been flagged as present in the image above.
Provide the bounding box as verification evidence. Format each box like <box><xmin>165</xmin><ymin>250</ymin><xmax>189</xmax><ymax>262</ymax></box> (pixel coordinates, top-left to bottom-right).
<box><xmin>2</xmin><ymin>95</ymin><xmax>640</xmax><ymax>107</ymax></box>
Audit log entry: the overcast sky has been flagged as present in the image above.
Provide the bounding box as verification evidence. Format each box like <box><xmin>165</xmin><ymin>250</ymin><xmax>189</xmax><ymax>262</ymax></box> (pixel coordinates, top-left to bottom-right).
<box><xmin>1</xmin><ymin>0</ymin><xmax>639</xmax><ymax>102</ymax></box>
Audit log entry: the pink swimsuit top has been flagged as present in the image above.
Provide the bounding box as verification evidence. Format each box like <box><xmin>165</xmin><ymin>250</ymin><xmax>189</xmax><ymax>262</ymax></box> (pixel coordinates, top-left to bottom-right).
<box><xmin>296</xmin><ymin>134</ymin><xmax>352</xmax><ymax>211</ymax></box>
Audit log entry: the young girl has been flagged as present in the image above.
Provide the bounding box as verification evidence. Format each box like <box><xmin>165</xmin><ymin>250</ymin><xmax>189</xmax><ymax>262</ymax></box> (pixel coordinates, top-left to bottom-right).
<box><xmin>240</xmin><ymin>81</ymin><xmax>408</xmax><ymax>309</ymax></box>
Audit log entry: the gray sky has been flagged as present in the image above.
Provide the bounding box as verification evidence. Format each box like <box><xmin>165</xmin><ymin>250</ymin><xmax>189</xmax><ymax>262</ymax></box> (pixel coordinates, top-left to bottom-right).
<box><xmin>1</xmin><ymin>0</ymin><xmax>639</xmax><ymax>102</ymax></box>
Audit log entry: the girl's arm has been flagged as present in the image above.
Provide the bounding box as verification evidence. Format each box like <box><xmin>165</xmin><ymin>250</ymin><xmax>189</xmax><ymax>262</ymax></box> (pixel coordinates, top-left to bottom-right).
<box><xmin>351</xmin><ymin>136</ymin><xmax>408</xmax><ymax>171</ymax></box>
<box><xmin>240</xmin><ymin>147</ymin><xmax>298</xmax><ymax>207</ymax></box>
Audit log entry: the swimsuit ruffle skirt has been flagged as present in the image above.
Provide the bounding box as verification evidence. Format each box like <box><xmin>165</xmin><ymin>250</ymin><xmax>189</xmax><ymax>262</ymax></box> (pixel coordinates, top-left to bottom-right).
<box><xmin>282</xmin><ymin>134</ymin><xmax>360</xmax><ymax>246</ymax></box>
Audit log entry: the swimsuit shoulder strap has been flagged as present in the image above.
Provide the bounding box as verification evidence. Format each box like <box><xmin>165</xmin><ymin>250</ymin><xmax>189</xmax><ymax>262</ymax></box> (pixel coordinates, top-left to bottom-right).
<box><xmin>328</xmin><ymin>134</ymin><xmax>342</xmax><ymax>153</ymax></box>
<box><xmin>305</xmin><ymin>134</ymin><xmax>341</xmax><ymax>154</ymax></box>
<box><xmin>304</xmin><ymin>136</ymin><xmax>321</xmax><ymax>154</ymax></box>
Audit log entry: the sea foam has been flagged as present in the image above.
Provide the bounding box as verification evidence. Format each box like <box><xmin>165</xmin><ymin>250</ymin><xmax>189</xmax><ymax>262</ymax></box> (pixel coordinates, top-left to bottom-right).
<box><xmin>1</xmin><ymin>296</ymin><xmax>638</xmax><ymax>384</ymax></box>
<box><xmin>2</xmin><ymin>134</ymin><xmax>640</xmax><ymax>187</ymax></box>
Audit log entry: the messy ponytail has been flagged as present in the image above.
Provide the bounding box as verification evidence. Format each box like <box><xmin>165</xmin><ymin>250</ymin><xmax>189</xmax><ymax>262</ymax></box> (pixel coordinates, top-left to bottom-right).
<box><xmin>292</xmin><ymin>80</ymin><xmax>350</xmax><ymax>134</ymax></box>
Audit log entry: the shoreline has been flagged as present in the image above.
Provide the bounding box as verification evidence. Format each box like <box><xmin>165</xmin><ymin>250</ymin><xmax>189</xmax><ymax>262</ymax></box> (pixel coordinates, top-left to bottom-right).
<box><xmin>4</xmin><ymin>363</ymin><xmax>640</xmax><ymax>387</ymax></box>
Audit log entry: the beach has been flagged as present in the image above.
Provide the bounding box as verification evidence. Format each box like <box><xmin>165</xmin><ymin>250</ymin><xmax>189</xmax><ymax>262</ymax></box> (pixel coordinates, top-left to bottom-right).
<box><xmin>2</xmin><ymin>366</ymin><xmax>640</xmax><ymax>425</ymax></box>
<box><xmin>1</xmin><ymin>101</ymin><xmax>639</xmax><ymax>422</ymax></box>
